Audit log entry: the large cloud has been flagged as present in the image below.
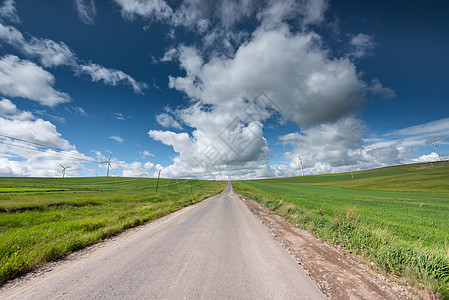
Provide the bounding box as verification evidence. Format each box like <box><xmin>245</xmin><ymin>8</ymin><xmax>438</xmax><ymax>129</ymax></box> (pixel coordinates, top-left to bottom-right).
<box><xmin>112</xmin><ymin>0</ymin><xmax>445</xmax><ymax>179</ymax></box>
<box><xmin>149</xmin><ymin>118</ymin><xmax>269</xmax><ymax>179</ymax></box>
<box><xmin>114</xmin><ymin>0</ymin><xmax>329</xmax><ymax>53</ymax></box>
<box><xmin>0</xmin><ymin>99</ymin><xmax>156</xmax><ymax>177</ymax></box>
<box><xmin>126</xmin><ymin>0</ymin><xmax>445</xmax><ymax>179</ymax></box>
<box><xmin>170</xmin><ymin>27</ymin><xmax>366</xmax><ymax>127</ymax></box>
<box><xmin>147</xmin><ymin>26</ymin><xmax>373</xmax><ymax>178</ymax></box>
<box><xmin>0</xmin><ymin>99</ymin><xmax>86</xmax><ymax>176</ymax></box>
<box><xmin>144</xmin><ymin>2</ymin><xmax>400</xmax><ymax>179</ymax></box>
<box><xmin>279</xmin><ymin>116</ymin><xmax>366</xmax><ymax>170</ymax></box>
<box><xmin>114</xmin><ymin>0</ymin><xmax>328</xmax><ymax>31</ymax></box>
<box><xmin>0</xmin><ymin>55</ymin><xmax>70</xmax><ymax>106</ymax></box>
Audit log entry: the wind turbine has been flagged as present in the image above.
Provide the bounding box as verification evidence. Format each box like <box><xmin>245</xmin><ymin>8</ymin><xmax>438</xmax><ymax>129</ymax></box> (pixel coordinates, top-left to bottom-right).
<box><xmin>432</xmin><ymin>142</ymin><xmax>443</xmax><ymax>166</ymax></box>
<box><xmin>105</xmin><ymin>155</ymin><xmax>112</xmax><ymax>177</ymax></box>
<box><xmin>60</xmin><ymin>164</ymin><xmax>70</xmax><ymax>178</ymax></box>
<box><xmin>297</xmin><ymin>154</ymin><xmax>304</xmax><ymax>176</ymax></box>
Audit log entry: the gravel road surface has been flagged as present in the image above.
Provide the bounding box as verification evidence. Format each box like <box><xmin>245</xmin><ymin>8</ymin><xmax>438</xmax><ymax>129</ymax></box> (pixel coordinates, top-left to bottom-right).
<box><xmin>1</xmin><ymin>183</ymin><xmax>325</xmax><ymax>299</ymax></box>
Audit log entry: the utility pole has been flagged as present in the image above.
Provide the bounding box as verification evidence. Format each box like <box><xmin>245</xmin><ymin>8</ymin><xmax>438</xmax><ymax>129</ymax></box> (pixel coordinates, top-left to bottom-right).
<box><xmin>155</xmin><ymin>169</ymin><xmax>161</xmax><ymax>192</ymax></box>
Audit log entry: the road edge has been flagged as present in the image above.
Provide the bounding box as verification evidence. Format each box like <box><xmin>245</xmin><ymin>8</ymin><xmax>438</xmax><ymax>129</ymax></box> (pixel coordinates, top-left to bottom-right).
<box><xmin>0</xmin><ymin>187</ymin><xmax>225</xmax><ymax>292</ymax></box>
<box><xmin>232</xmin><ymin>189</ymin><xmax>428</xmax><ymax>299</ymax></box>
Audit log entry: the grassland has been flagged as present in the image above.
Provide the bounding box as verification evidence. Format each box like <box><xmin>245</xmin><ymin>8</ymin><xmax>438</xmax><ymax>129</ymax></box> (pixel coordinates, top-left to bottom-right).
<box><xmin>0</xmin><ymin>177</ymin><xmax>226</xmax><ymax>284</ymax></box>
<box><xmin>233</xmin><ymin>162</ymin><xmax>449</xmax><ymax>298</ymax></box>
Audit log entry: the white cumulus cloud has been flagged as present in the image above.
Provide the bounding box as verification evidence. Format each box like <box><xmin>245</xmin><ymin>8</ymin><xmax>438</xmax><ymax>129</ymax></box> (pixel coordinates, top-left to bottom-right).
<box><xmin>0</xmin><ymin>99</ymin><xmax>90</xmax><ymax>177</ymax></box>
<box><xmin>0</xmin><ymin>22</ymin><xmax>77</xmax><ymax>68</ymax></box>
<box><xmin>141</xmin><ymin>150</ymin><xmax>154</xmax><ymax>158</ymax></box>
<box><xmin>169</xmin><ymin>27</ymin><xmax>366</xmax><ymax>127</ymax></box>
<box><xmin>146</xmin><ymin>19</ymin><xmax>399</xmax><ymax>179</ymax></box>
<box><xmin>122</xmin><ymin>161</ymin><xmax>154</xmax><ymax>177</ymax></box>
<box><xmin>138</xmin><ymin>0</ymin><xmax>404</xmax><ymax>179</ymax></box>
<box><xmin>0</xmin><ymin>55</ymin><xmax>71</xmax><ymax>106</ymax></box>
<box><xmin>155</xmin><ymin>113</ymin><xmax>182</xmax><ymax>129</ymax></box>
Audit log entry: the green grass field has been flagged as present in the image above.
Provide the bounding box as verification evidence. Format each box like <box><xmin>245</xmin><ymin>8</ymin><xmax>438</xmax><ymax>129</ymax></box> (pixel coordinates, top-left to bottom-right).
<box><xmin>233</xmin><ymin>162</ymin><xmax>449</xmax><ymax>298</ymax></box>
<box><xmin>0</xmin><ymin>177</ymin><xmax>226</xmax><ymax>284</ymax></box>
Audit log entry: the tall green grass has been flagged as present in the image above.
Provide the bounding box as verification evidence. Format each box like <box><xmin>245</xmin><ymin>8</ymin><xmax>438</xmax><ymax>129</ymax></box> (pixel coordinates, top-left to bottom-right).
<box><xmin>233</xmin><ymin>162</ymin><xmax>449</xmax><ymax>298</ymax></box>
<box><xmin>0</xmin><ymin>177</ymin><xmax>226</xmax><ymax>284</ymax></box>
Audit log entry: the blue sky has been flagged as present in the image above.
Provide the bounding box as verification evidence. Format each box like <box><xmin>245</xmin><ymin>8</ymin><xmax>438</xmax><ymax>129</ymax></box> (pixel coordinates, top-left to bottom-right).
<box><xmin>0</xmin><ymin>0</ymin><xmax>448</xmax><ymax>179</ymax></box>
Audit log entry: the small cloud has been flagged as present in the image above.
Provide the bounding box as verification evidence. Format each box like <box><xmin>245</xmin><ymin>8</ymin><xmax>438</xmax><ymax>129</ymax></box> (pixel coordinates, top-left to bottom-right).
<box><xmin>74</xmin><ymin>106</ymin><xmax>88</xmax><ymax>117</ymax></box>
<box><xmin>367</xmin><ymin>79</ymin><xmax>395</xmax><ymax>99</ymax></box>
<box><xmin>412</xmin><ymin>152</ymin><xmax>440</xmax><ymax>163</ymax></box>
<box><xmin>156</xmin><ymin>113</ymin><xmax>182</xmax><ymax>129</ymax></box>
<box><xmin>121</xmin><ymin>161</ymin><xmax>155</xmax><ymax>177</ymax></box>
<box><xmin>0</xmin><ymin>0</ymin><xmax>20</xmax><ymax>23</ymax></box>
<box><xmin>160</xmin><ymin>48</ymin><xmax>178</xmax><ymax>62</ymax></box>
<box><xmin>77</xmin><ymin>63</ymin><xmax>148</xmax><ymax>94</ymax></box>
<box><xmin>113</xmin><ymin>112</ymin><xmax>130</xmax><ymax>120</ymax></box>
<box><xmin>113</xmin><ymin>0</ymin><xmax>173</xmax><ymax>21</ymax></box>
<box><xmin>74</xmin><ymin>0</ymin><xmax>97</xmax><ymax>25</ymax></box>
<box><xmin>65</xmin><ymin>106</ymin><xmax>88</xmax><ymax>117</ymax></box>
<box><xmin>140</xmin><ymin>150</ymin><xmax>155</xmax><ymax>158</ymax></box>
<box><xmin>144</xmin><ymin>162</ymin><xmax>154</xmax><ymax>169</ymax></box>
<box><xmin>0</xmin><ymin>98</ymin><xmax>33</xmax><ymax>120</ymax></box>
<box><xmin>34</xmin><ymin>110</ymin><xmax>66</xmax><ymax>123</ymax></box>
<box><xmin>109</xmin><ymin>135</ymin><xmax>124</xmax><ymax>143</ymax></box>
<box><xmin>349</xmin><ymin>33</ymin><xmax>375</xmax><ymax>58</ymax></box>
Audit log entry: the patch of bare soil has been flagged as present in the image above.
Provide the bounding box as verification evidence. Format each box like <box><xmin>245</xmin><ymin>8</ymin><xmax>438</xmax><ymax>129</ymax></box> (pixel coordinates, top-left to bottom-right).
<box><xmin>240</xmin><ymin>196</ymin><xmax>432</xmax><ymax>300</ymax></box>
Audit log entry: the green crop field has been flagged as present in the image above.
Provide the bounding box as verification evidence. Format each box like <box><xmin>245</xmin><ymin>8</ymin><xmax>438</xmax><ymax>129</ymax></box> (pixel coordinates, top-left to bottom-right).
<box><xmin>0</xmin><ymin>177</ymin><xmax>226</xmax><ymax>284</ymax></box>
<box><xmin>233</xmin><ymin>162</ymin><xmax>449</xmax><ymax>298</ymax></box>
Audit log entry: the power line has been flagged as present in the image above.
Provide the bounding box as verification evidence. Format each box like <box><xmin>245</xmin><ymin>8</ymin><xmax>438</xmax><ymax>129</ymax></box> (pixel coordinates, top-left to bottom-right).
<box><xmin>0</xmin><ymin>133</ymin><xmax>71</xmax><ymax>152</ymax></box>
<box><xmin>0</xmin><ymin>134</ymin><xmax>101</xmax><ymax>163</ymax></box>
<box><xmin>0</xmin><ymin>140</ymin><xmax>100</xmax><ymax>162</ymax></box>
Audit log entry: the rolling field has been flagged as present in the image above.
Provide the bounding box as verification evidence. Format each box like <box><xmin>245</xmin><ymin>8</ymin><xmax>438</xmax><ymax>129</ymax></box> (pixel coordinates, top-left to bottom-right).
<box><xmin>0</xmin><ymin>177</ymin><xmax>226</xmax><ymax>284</ymax></box>
<box><xmin>233</xmin><ymin>162</ymin><xmax>449</xmax><ymax>297</ymax></box>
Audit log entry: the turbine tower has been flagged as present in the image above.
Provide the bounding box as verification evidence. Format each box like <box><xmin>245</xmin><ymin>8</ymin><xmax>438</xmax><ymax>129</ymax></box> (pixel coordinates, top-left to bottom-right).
<box><xmin>432</xmin><ymin>142</ymin><xmax>443</xmax><ymax>165</ymax></box>
<box><xmin>60</xmin><ymin>164</ymin><xmax>70</xmax><ymax>178</ymax></box>
<box><xmin>297</xmin><ymin>154</ymin><xmax>304</xmax><ymax>176</ymax></box>
<box><xmin>106</xmin><ymin>155</ymin><xmax>112</xmax><ymax>177</ymax></box>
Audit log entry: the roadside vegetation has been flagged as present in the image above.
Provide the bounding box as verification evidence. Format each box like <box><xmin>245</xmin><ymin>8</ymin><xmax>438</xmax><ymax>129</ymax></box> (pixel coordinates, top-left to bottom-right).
<box><xmin>0</xmin><ymin>177</ymin><xmax>226</xmax><ymax>284</ymax></box>
<box><xmin>233</xmin><ymin>162</ymin><xmax>449</xmax><ymax>298</ymax></box>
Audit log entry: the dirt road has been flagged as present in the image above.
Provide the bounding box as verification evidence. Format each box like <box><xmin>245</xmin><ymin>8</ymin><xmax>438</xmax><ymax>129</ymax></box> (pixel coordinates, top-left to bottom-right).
<box><xmin>1</xmin><ymin>183</ymin><xmax>325</xmax><ymax>299</ymax></box>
